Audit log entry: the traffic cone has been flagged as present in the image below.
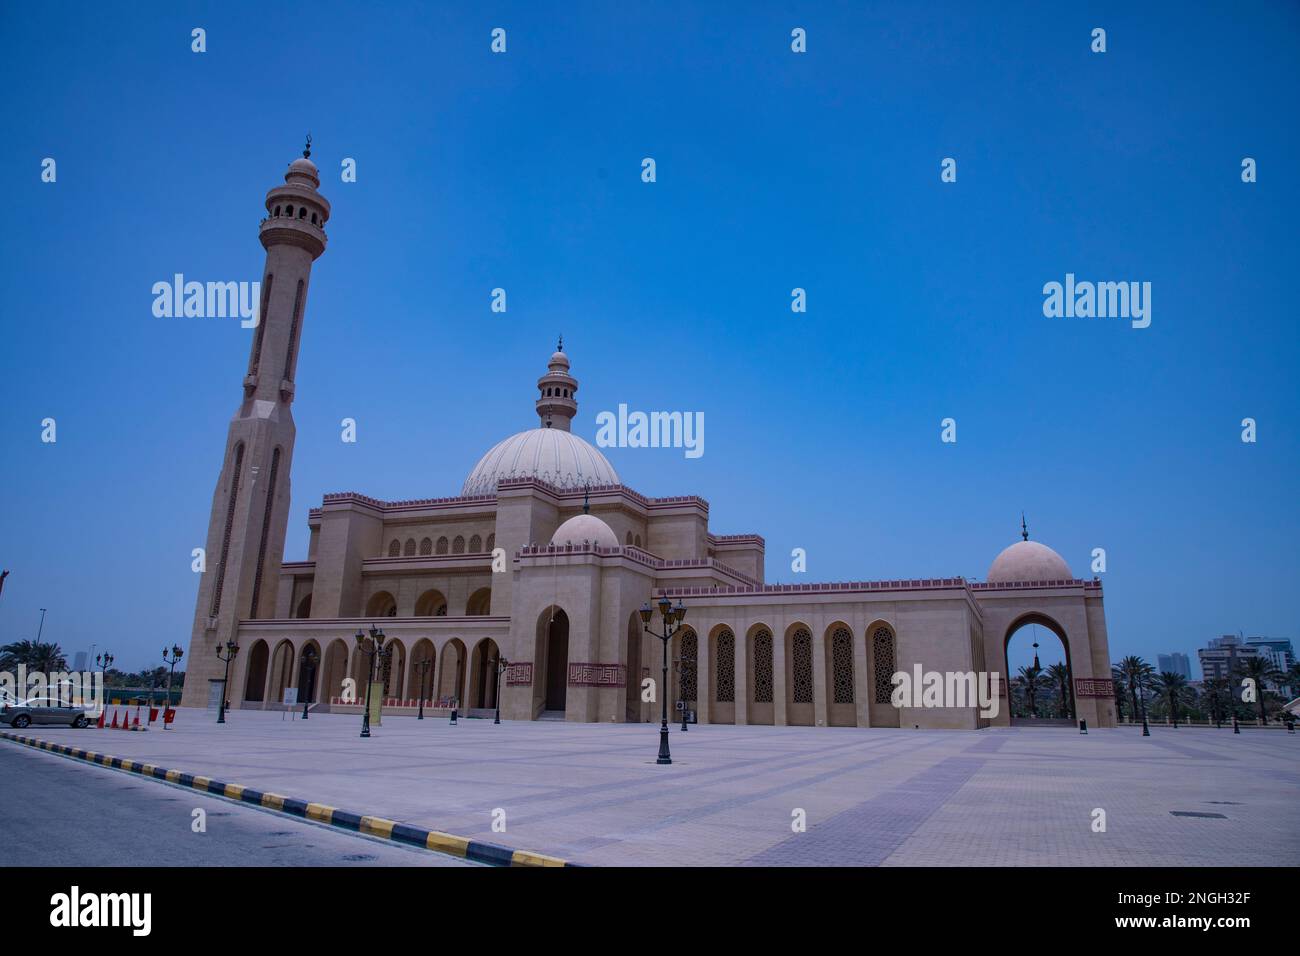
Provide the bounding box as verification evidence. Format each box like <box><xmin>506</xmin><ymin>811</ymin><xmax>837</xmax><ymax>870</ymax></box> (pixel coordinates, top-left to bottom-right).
<box><xmin>96</xmin><ymin>710</ymin><xmax>105</xmax><ymax>729</ymax></box>
<box><xmin>132</xmin><ymin>714</ymin><xmax>141</xmax><ymax>730</ymax></box>
<box><xmin>121</xmin><ymin>711</ymin><xmax>132</xmax><ymax>730</ymax></box>
<box><xmin>110</xmin><ymin>710</ymin><xmax>119</xmax><ymax>729</ymax></box>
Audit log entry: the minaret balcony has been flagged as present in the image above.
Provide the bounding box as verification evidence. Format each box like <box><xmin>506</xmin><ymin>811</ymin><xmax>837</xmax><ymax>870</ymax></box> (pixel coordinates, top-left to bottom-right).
<box><xmin>258</xmin><ymin>217</ymin><xmax>327</xmax><ymax>259</ymax></box>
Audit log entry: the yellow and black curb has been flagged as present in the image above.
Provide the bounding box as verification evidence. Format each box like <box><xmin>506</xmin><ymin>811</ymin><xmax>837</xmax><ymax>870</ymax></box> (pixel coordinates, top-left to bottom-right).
<box><xmin>0</xmin><ymin>731</ymin><xmax>578</xmax><ymax>868</ymax></box>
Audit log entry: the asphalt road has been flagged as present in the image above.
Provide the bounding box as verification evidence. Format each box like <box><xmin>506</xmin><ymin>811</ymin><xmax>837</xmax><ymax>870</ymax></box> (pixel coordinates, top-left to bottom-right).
<box><xmin>0</xmin><ymin>743</ymin><xmax>477</xmax><ymax>867</ymax></box>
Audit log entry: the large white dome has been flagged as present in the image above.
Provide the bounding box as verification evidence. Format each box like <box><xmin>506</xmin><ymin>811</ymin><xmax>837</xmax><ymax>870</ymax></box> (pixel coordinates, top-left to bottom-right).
<box><xmin>462</xmin><ymin>427</ymin><xmax>619</xmax><ymax>497</ymax></box>
<box><xmin>987</xmin><ymin>540</ymin><xmax>1073</xmax><ymax>583</ymax></box>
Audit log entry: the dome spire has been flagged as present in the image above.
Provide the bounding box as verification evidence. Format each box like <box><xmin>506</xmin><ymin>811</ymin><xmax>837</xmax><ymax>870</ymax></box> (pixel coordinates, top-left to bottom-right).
<box><xmin>303</xmin><ymin>132</ymin><xmax>312</xmax><ymax>159</ymax></box>
<box><xmin>1021</xmin><ymin>512</ymin><xmax>1029</xmax><ymax>541</ymax></box>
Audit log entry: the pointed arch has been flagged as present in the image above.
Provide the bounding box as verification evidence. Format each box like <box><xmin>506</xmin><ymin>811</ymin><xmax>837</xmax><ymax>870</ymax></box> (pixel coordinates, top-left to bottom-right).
<box><xmin>746</xmin><ymin>623</ymin><xmax>775</xmax><ymax>725</ymax></box>
<box><xmin>415</xmin><ymin>589</ymin><xmax>447</xmax><ymax>617</ymax></box>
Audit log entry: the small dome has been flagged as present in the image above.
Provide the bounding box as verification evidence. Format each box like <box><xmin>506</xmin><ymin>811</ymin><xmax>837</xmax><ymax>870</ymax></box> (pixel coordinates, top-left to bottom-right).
<box><xmin>549</xmin><ymin>350</ymin><xmax>570</xmax><ymax>370</ymax></box>
<box><xmin>987</xmin><ymin>540</ymin><xmax>1073</xmax><ymax>583</ymax></box>
<box><xmin>462</xmin><ymin>427</ymin><xmax>618</xmax><ymax>496</ymax></box>
<box><xmin>285</xmin><ymin>156</ymin><xmax>320</xmax><ymax>188</ymax></box>
<box><xmin>551</xmin><ymin>513</ymin><xmax>619</xmax><ymax>549</ymax></box>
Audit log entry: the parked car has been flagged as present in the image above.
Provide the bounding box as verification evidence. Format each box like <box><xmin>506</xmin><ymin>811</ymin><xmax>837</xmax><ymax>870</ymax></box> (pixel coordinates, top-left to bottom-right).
<box><xmin>0</xmin><ymin>696</ymin><xmax>93</xmax><ymax>729</ymax></box>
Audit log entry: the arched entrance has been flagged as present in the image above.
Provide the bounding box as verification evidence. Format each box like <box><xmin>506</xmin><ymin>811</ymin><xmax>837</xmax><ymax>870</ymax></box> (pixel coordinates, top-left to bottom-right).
<box><xmin>469</xmin><ymin>638</ymin><xmax>501</xmax><ymax>709</ymax></box>
<box><xmin>243</xmin><ymin>640</ymin><xmax>269</xmax><ymax>702</ymax></box>
<box><xmin>409</xmin><ymin>639</ymin><xmax>436</xmax><ymax>704</ymax></box>
<box><xmin>438</xmin><ymin>639</ymin><xmax>466</xmax><ymax>705</ymax></box>
<box><xmin>268</xmin><ymin>640</ymin><xmax>295</xmax><ymax>705</ymax></box>
<box><xmin>1004</xmin><ymin>613</ymin><xmax>1074</xmax><ymax>725</ymax></box>
<box><xmin>296</xmin><ymin>640</ymin><xmax>320</xmax><ymax>704</ymax></box>
<box><xmin>625</xmin><ymin>612</ymin><xmax>642</xmax><ymax>722</ymax></box>
<box><xmin>535</xmin><ymin>607</ymin><xmax>569</xmax><ymax>714</ymax></box>
<box><xmin>322</xmin><ymin>638</ymin><xmax>350</xmax><ymax>703</ymax></box>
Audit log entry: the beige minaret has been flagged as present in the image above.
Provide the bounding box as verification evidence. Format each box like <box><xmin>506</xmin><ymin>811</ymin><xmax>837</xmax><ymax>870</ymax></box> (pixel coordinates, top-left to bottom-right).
<box><xmin>181</xmin><ymin>141</ymin><xmax>330</xmax><ymax>708</ymax></box>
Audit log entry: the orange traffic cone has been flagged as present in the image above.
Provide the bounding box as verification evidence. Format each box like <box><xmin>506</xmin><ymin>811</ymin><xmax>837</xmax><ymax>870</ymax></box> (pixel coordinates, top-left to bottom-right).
<box><xmin>109</xmin><ymin>710</ymin><xmax>119</xmax><ymax>729</ymax></box>
<box><xmin>96</xmin><ymin>710</ymin><xmax>105</xmax><ymax>729</ymax></box>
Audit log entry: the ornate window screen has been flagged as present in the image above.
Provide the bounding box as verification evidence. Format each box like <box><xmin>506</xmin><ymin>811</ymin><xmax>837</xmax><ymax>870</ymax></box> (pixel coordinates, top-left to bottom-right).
<box><xmin>753</xmin><ymin>630</ymin><xmax>774</xmax><ymax>703</ymax></box>
<box><xmin>680</xmin><ymin>630</ymin><xmax>698</xmax><ymax>703</ymax></box>
<box><xmin>832</xmin><ymin>626</ymin><xmax>854</xmax><ymax>704</ymax></box>
<box><xmin>791</xmin><ymin>628</ymin><xmax>813</xmax><ymax>703</ymax></box>
<box><xmin>716</xmin><ymin>629</ymin><xmax>735</xmax><ymax>702</ymax></box>
<box><xmin>872</xmin><ymin>626</ymin><xmax>897</xmax><ymax>704</ymax></box>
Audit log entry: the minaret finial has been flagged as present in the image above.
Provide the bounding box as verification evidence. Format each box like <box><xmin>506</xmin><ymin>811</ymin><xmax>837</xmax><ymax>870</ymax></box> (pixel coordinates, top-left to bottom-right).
<box><xmin>1021</xmin><ymin>512</ymin><xmax>1029</xmax><ymax>541</ymax></box>
<box><xmin>557</xmin><ymin>334</ymin><xmax>563</xmax><ymax>352</ymax></box>
<box><xmin>303</xmin><ymin>133</ymin><xmax>312</xmax><ymax>159</ymax></box>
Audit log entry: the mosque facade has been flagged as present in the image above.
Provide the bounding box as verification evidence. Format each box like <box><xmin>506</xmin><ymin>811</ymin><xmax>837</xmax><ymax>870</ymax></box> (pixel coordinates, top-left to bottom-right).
<box><xmin>180</xmin><ymin>150</ymin><xmax>1117</xmax><ymax>730</ymax></box>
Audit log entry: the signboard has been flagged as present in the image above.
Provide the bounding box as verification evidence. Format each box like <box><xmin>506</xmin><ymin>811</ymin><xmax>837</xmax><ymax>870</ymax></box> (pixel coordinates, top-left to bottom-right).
<box><xmin>283</xmin><ymin>688</ymin><xmax>298</xmax><ymax>705</ymax></box>
<box><xmin>368</xmin><ymin>681</ymin><xmax>383</xmax><ymax>725</ymax></box>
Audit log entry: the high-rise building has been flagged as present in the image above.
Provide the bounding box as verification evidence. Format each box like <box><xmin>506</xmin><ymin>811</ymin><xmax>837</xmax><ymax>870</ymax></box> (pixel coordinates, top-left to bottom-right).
<box><xmin>72</xmin><ymin>651</ymin><xmax>87</xmax><ymax>671</ymax></box>
<box><xmin>1156</xmin><ymin>652</ymin><xmax>1191</xmax><ymax>680</ymax></box>
<box><xmin>1245</xmin><ymin>637</ymin><xmax>1295</xmax><ymax>678</ymax></box>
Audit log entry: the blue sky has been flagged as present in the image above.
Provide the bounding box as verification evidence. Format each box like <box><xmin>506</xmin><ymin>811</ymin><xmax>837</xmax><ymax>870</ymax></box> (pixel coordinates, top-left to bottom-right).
<box><xmin>1</xmin><ymin>1</ymin><xmax>1296</xmax><ymax>676</ymax></box>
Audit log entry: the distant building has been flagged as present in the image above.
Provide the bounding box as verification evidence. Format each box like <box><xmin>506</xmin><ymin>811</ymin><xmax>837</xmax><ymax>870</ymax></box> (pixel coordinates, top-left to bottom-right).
<box><xmin>1245</xmin><ymin>637</ymin><xmax>1295</xmax><ymax>679</ymax></box>
<box><xmin>1157</xmin><ymin>652</ymin><xmax>1192</xmax><ymax>680</ymax></box>
<box><xmin>72</xmin><ymin>651</ymin><xmax>87</xmax><ymax>671</ymax></box>
<box><xmin>1197</xmin><ymin>635</ymin><xmax>1261</xmax><ymax>683</ymax></box>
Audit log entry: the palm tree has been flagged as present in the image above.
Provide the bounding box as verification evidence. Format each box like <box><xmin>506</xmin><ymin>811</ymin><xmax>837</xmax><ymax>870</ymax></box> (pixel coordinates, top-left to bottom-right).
<box><xmin>1117</xmin><ymin>656</ymin><xmax>1154</xmax><ymax>724</ymax></box>
<box><xmin>1154</xmin><ymin>671</ymin><xmax>1190</xmax><ymax>727</ymax></box>
<box><xmin>1285</xmin><ymin>662</ymin><xmax>1300</xmax><ymax>700</ymax></box>
<box><xmin>1016</xmin><ymin>663</ymin><xmax>1050</xmax><ymax>718</ymax></box>
<box><xmin>1111</xmin><ymin>664</ymin><xmax>1128</xmax><ymax>720</ymax></box>
<box><xmin>1236</xmin><ymin>656</ymin><xmax>1282</xmax><ymax>724</ymax></box>
<box><xmin>1046</xmin><ymin>662</ymin><xmax>1073</xmax><ymax>718</ymax></box>
<box><xmin>1203</xmin><ymin>677</ymin><xmax>1231</xmax><ymax>727</ymax></box>
<box><xmin>28</xmin><ymin>641</ymin><xmax>67</xmax><ymax>673</ymax></box>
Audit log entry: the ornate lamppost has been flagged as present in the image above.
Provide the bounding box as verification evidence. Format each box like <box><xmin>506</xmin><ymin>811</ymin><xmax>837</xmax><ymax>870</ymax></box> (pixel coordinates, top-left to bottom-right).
<box><xmin>492</xmin><ymin>655</ymin><xmax>509</xmax><ymax>724</ymax></box>
<box><xmin>162</xmin><ymin>644</ymin><xmax>183</xmax><ymax>729</ymax></box>
<box><xmin>354</xmin><ymin>625</ymin><xmax>388</xmax><ymax>738</ymax></box>
<box><xmin>96</xmin><ymin>652</ymin><xmax>114</xmax><ymax>709</ymax></box>
<box><xmin>300</xmin><ymin>645</ymin><xmax>318</xmax><ymax>719</ymax></box>
<box><xmin>1138</xmin><ymin>679</ymin><xmax>1150</xmax><ymax>737</ymax></box>
<box><xmin>640</xmin><ymin>596</ymin><xmax>687</xmax><ymax>765</ymax></box>
<box><xmin>214</xmin><ymin>641</ymin><xmax>238</xmax><ymax>724</ymax></box>
<box><xmin>415</xmin><ymin>655</ymin><xmax>433</xmax><ymax>720</ymax></box>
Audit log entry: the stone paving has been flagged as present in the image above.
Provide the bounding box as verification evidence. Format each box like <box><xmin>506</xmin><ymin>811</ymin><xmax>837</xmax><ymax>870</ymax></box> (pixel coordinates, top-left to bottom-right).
<box><xmin>9</xmin><ymin>708</ymin><xmax>1298</xmax><ymax>866</ymax></box>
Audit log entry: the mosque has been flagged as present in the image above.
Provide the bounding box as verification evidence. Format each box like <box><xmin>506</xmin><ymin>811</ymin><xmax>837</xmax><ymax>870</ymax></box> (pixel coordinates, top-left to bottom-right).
<box><xmin>180</xmin><ymin>147</ymin><xmax>1118</xmax><ymax>730</ymax></box>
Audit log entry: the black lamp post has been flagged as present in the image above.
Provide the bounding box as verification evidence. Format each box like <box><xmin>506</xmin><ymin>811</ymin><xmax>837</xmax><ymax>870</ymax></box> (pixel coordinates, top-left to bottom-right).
<box><xmin>162</xmin><ymin>644</ymin><xmax>183</xmax><ymax>728</ymax></box>
<box><xmin>414</xmin><ymin>656</ymin><xmax>433</xmax><ymax>720</ymax></box>
<box><xmin>300</xmin><ymin>645</ymin><xmax>317</xmax><ymax>719</ymax></box>
<box><xmin>1138</xmin><ymin>681</ymin><xmax>1150</xmax><ymax>737</ymax></box>
<box><xmin>492</xmin><ymin>655</ymin><xmax>509</xmax><ymax>724</ymax></box>
<box><xmin>96</xmin><ymin>651</ymin><xmax>114</xmax><ymax>717</ymax></box>
<box><xmin>640</xmin><ymin>596</ymin><xmax>687</xmax><ymax>765</ymax></box>
<box><xmin>214</xmin><ymin>640</ymin><xmax>238</xmax><ymax>724</ymax></box>
<box><xmin>354</xmin><ymin>625</ymin><xmax>388</xmax><ymax>738</ymax></box>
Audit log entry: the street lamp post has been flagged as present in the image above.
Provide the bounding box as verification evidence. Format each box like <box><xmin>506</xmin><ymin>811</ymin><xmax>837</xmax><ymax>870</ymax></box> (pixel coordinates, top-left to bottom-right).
<box><xmin>96</xmin><ymin>652</ymin><xmax>114</xmax><ymax>709</ymax></box>
<box><xmin>300</xmin><ymin>645</ymin><xmax>318</xmax><ymax>719</ymax></box>
<box><xmin>354</xmin><ymin>625</ymin><xmax>388</xmax><ymax>738</ymax></box>
<box><xmin>492</xmin><ymin>655</ymin><xmax>509</xmax><ymax>725</ymax></box>
<box><xmin>1138</xmin><ymin>681</ymin><xmax>1150</xmax><ymax>737</ymax></box>
<box><xmin>214</xmin><ymin>641</ymin><xmax>238</xmax><ymax>724</ymax></box>
<box><xmin>162</xmin><ymin>645</ymin><xmax>183</xmax><ymax>729</ymax></box>
<box><xmin>640</xmin><ymin>597</ymin><xmax>687</xmax><ymax>765</ymax></box>
<box><xmin>415</xmin><ymin>656</ymin><xmax>433</xmax><ymax>720</ymax></box>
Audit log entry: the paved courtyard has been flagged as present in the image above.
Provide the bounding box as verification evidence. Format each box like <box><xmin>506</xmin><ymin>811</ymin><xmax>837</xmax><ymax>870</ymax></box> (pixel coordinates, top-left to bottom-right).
<box><xmin>8</xmin><ymin>708</ymin><xmax>1298</xmax><ymax>866</ymax></box>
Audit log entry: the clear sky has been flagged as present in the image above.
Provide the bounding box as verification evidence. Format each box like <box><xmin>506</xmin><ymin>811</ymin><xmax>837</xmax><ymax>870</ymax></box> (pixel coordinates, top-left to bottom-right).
<box><xmin>1</xmin><ymin>1</ymin><xmax>1296</xmax><ymax>676</ymax></box>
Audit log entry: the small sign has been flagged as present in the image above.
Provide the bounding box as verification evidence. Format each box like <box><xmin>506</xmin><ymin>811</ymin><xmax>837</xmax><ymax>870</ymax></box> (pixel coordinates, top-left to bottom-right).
<box><xmin>283</xmin><ymin>688</ymin><xmax>298</xmax><ymax>705</ymax></box>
